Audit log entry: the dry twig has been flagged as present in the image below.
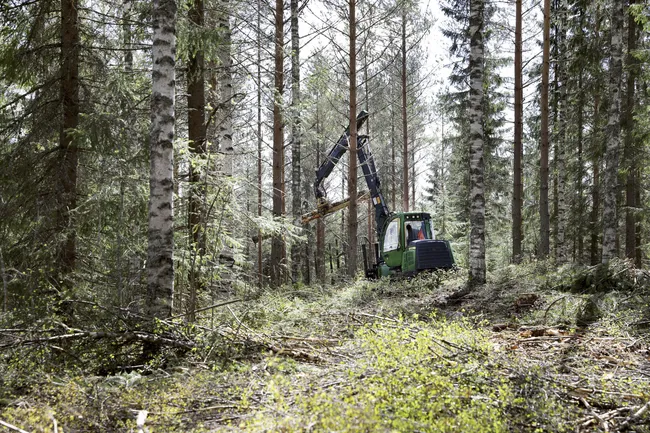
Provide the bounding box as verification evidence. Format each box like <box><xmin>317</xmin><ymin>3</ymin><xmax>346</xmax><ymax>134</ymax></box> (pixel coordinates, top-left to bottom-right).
<box><xmin>0</xmin><ymin>419</ymin><xmax>30</xmax><ymax>433</ymax></box>
<box><xmin>616</xmin><ymin>401</ymin><xmax>650</xmax><ymax>432</ymax></box>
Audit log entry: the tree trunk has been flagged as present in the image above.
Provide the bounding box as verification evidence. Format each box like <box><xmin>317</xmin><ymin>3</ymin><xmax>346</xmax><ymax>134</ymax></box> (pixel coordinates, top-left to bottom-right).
<box><xmin>601</xmin><ymin>0</ymin><xmax>623</xmax><ymax>263</ymax></box>
<box><xmin>411</xmin><ymin>144</ymin><xmax>416</xmax><ymax>207</ymax></box>
<box><xmin>116</xmin><ymin>0</ymin><xmax>134</xmax><ymax>304</ymax></box>
<box><xmin>187</xmin><ymin>0</ymin><xmax>205</xmax><ymax>322</ymax></box>
<box><xmin>1</xmin><ymin>247</ymin><xmax>7</xmax><ymax>312</ymax></box>
<box><xmin>364</xmin><ymin>51</ymin><xmax>374</xmax><ymax>246</ymax></box>
<box><xmin>512</xmin><ymin>0</ymin><xmax>523</xmax><ymax>264</ymax></box>
<box><xmin>257</xmin><ymin>0</ymin><xmax>263</xmax><ymax>287</ymax></box>
<box><xmin>589</xmin><ymin>10</ymin><xmax>602</xmax><ymax>266</ymax></box>
<box><xmin>217</xmin><ymin>0</ymin><xmax>233</xmax><ymax>261</ymax></box>
<box><xmin>539</xmin><ymin>0</ymin><xmax>551</xmax><ymax>258</ymax></box>
<box><xmin>347</xmin><ymin>0</ymin><xmax>358</xmax><ymax>278</ymax></box>
<box><xmin>624</xmin><ymin>0</ymin><xmax>637</xmax><ymax>263</ymax></box>
<box><xmin>555</xmin><ymin>1</ymin><xmax>567</xmax><ymax>263</ymax></box>
<box><xmin>290</xmin><ymin>0</ymin><xmax>302</xmax><ymax>283</ymax></box>
<box><xmin>58</xmin><ymin>0</ymin><xmax>80</xmax><ymax>278</ymax></box>
<box><xmin>440</xmin><ymin>120</ymin><xmax>447</xmax><ymax>237</ymax></box>
<box><xmin>147</xmin><ymin>0</ymin><xmax>177</xmax><ymax>319</ymax></box>
<box><xmin>590</xmin><ymin>99</ymin><xmax>601</xmax><ymax>266</ymax></box>
<box><xmin>391</xmin><ymin>106</ymin><xmax>396</xmax><ymax>210</ymax></box>
<box><xmin>468</xmin><ymin>0</ymin><xmax>486</xmax><ymax>286</ymax></box>
<box><xmin>315</xmin><ymin>105</ymin><xmax>326</xmax><ymax>282</ymax></box>
<box><xmin>401</xmin><ymin>8</ymin><xmax>409</xmax><ymax>212</ymax></box>
<box><xmin>271</xmin><ymin>0</ymin><xmax>286</xmax><ymax>285</ymax></box>
<box><xmin>635</xmin><ymin>180</ymin><xmax>642</xmax><ymax>267</ymax></box>
<box><xmin>576</xmin><ymin>71</ymin><xmax>584</xmax><ymax>263</ymax></box>
<box><xmin>123</xmin><ymin>0</ymin><xmax>133</xmax><ymax>72</ymax></box>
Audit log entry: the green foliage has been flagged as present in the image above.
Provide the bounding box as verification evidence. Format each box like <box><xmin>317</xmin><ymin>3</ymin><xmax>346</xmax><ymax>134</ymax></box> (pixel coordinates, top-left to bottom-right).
<box><xmin>542</xmin><ymin>259</ymin><xmax>641</xmax><ymax>294</ymax></box>
<box><xmin>0</xmin><ymin>370</ymin><xmax>240</xmax><ymax>432</ymax></box>
<box><xmin>240</xmin><ymin>314</ymin><xmax>572</xmax><ymax>432</ymax></box>
<box><xmin>316</xmin><ymin>320</ymin><xmax>506</xmax><ymax>432</ymax></box>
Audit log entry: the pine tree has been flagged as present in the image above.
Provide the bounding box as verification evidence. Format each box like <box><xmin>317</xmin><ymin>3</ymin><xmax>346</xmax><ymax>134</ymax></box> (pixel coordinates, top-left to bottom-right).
<box><xmin>347</xmin><ymin>0</ymin><xmax>359</xmax><ymax>278</ymax></box>
<box><xmin>512</xmin><ymin>0</ymin><xmax>523</xmax><ymax>264</ymax></box>
<box><xmin>623</xmin><ymin>0</ymin><xmax>639</xmax><ymax>264</ymax></box>
<box><xmin>187</xmin><ymin>0</ymin><xmax>206</xmax><ymax>322</ymax></box>
<box><xmin>539</xmin><ymin>0</ymin><xmax>551</xmax><ymax>258</ymax></box>
<box><xmin>401</xmin><ymin>6</ymin><xmax>410</xmax><ymax>212</ymax></box>
<box><xmin>271</xmin><ymin>0</ymin><xmax>286</xmax><ymax>285</ymax></box>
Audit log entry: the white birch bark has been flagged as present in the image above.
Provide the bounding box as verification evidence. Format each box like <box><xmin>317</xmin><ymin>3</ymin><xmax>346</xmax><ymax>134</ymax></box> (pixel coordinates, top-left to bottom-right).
<box><xmin>122</xmin><ymin>0</ymin><xmax>133</xmax><ymax>71</ymax></box>
<box><xmin>217</xmin><ymin>0</ymin><xmax>233</xmax><ymax>178</ymax></box>
<box><xmin>468</xmin><ymin>0</ymin><xmax>486</xmax><ymax>286</ymax></box>
<box><xmin>290</xmin><ymin>0</ymin><xmax>302</xmax><ymax>282</ymax></box>
<box><xmin>601</xmin><ymin>0</ymin><xmax>623</xmax><ymax>263</ymax></box>
<box><xmin>147</xmin><ymin>0</ymin><xmax>176</xmax><ymax>319</ymax></box>
<box><xmin>216</xmin><ymin>0</ymin><xmax>234</xmax><ymax>261</ymax></box>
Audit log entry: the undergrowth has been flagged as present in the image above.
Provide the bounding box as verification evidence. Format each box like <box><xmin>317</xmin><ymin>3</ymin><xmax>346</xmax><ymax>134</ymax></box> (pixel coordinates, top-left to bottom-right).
<box><xmin>1</xmin><ymin>262</ymin><xmax>649</xmax><ymax>432</ymax></box>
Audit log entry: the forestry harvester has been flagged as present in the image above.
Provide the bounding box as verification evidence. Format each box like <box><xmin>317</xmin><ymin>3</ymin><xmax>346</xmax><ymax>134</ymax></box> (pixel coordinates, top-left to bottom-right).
<box><xmin>302</xmin><ymin>111</ymin><xmax>455</xmax><ymax>278</ymax></box>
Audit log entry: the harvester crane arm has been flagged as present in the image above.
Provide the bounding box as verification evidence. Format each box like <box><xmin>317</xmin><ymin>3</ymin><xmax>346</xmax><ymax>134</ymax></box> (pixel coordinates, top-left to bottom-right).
<box><xmin>356</xmin><ymin>135</ymin><xmax>390</xmax><ymax>236</ymax></box>
<box><xmin>310</xmin><ymin>110</ymin><xmax>390</xmax><ymax>236</ymax></box>
<box><xmin>314</xmin><ymin>110</ymin><xmax>369</xmax><ymax>202</ymax></box>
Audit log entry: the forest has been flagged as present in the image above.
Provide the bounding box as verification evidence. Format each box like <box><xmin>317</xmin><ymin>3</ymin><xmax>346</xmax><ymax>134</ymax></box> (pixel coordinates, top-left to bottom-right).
<box><xmin>1</xmin><ymin>0</ymin><xmax>650</xmax><ymax>431</ymax></box>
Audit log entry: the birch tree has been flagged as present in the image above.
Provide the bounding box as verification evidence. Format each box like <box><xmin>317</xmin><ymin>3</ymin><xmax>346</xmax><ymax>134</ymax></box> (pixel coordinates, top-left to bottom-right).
<box><xmin>468</xmin><ymin>0</ymin><xmax>485</xmax><ymax>285</ymax></box>
<box><xmin>147</xmin><ymin>0</ymin><xmax>177</xmax><ymax>319</ymax></box>
<box><xmin>623</xmin><ymin>0</ymin><xmax>639</xmax><ymax>265</ymax></box>
<box><xmin>290</xmin><ymin>0</ymin><xmax>302</xmax><ymax>282</ymax></box>
<box><xmin>216</xmin><ymin>0</ymin><xmax>234</xmax><ymax>261</ymax></box>
<box><xmin>601</xmin><ymin>0</ymin><xmax>623</xmax><ymax>263</ymax></box>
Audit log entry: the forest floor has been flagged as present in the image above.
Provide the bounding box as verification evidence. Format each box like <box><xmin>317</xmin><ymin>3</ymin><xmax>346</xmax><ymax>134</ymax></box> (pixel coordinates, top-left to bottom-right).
<box><xmin>1</xmin><ymin>260</ymin><xmax>650</xmax><ymax>432</ymax></box>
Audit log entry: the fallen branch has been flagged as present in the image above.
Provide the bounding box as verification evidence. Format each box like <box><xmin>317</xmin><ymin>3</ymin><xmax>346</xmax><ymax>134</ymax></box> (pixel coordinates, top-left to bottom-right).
<box><xmin>0</xmin><ymin>330</ymin><xmax>195</xmax><ymax>350</ymax></box>
<box><xmin>354</xmin><ymin>312</ymin><xmax>398</xmax><ymax>322</ymax></box>
<box><xmin>274</xmin><ymin>334</ymin><xmax>340</xmax><ymax>346</ymax></box>
<box><xmin>167</xmin><ymin>404</ymin><xmax>238</xmax><ymax>415</ymax></box>
<box><xmin>543</xmin><ymin>295</ymin><xmax>570</xmax><ymax>323</ymax></box>
<box><xmin>518</xmin><ymin>335</ymin><xmax>582</xmax><ymax>342</ymax></box>
<box><xmin>617</xmin><ymin>401</ymin><xmax>650</xmax><ymax>432</ymax></box>
<box><xmin>167</xmin><ymin>299</ymin><xmax>244</xmax><ymax>320</ymax></box>
<box><xmin>580</xmin><ymin>397</ymin><xmax>610</xmax><ymax>432</ymax></box>
<box><xmin>0</xmin><ymin>419</ymin><xmax>30</xmax><ymax>433</ymax></box>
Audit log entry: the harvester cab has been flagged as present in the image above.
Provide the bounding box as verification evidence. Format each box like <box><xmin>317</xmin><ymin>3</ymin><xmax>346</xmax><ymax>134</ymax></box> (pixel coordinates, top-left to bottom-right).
<box><xmin>371</xmin><ymin>212</ymin><xmax>454</xmax><ymax>278</ymax></box>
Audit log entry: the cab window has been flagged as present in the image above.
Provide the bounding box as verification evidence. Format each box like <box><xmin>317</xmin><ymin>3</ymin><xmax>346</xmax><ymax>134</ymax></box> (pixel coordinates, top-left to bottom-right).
<box><xmin>405</xmin><ymin>220</ymin><xmax>430</xmax><ymax>244</ymax></box>
<box><xmin>429</xmin><ymin>220</ymin><xmax>436</xmax><ymax>240</ymax></box>
<box><xmin>383</xmin><ymin>219</ymin><xmax>400</xmax><ymax>252</ymax></box>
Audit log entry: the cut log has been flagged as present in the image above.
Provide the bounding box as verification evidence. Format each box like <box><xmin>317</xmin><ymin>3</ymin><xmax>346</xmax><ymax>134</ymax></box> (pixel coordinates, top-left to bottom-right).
<box><xmin>301</xmin><ymin>191</ymin><xmax>369</xmax><ymax>225</ymax></box>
